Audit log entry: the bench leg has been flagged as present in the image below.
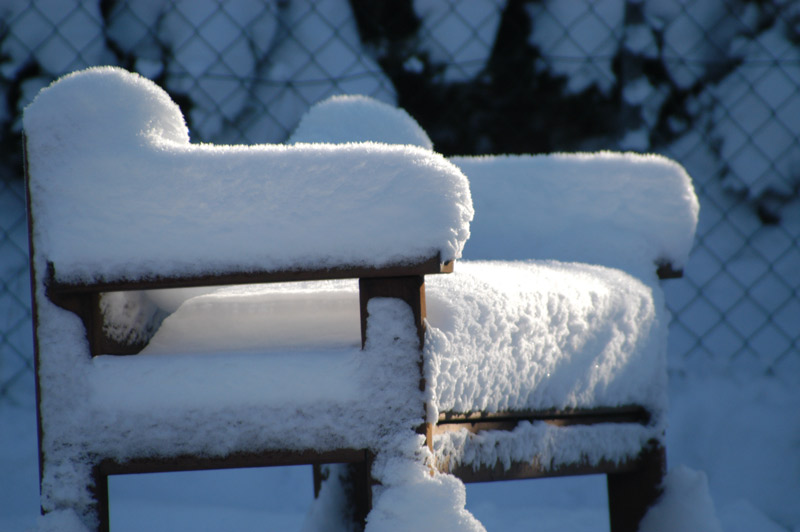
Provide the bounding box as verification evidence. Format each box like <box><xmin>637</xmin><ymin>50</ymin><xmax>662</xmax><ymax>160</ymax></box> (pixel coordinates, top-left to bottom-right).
<box><xmin>313</xmin><ymin>458</ymin><xmax>373</xmax><ymax>531</ymax></box>
<box><xmin>606</xmin><ymin>440</ymin><xmax>665</xmax><ymax>532</ymax></box>
<box><xmin>91</xmin><ymin>464</ymin><xmax>110</xmax><ymax>532</ymax></box>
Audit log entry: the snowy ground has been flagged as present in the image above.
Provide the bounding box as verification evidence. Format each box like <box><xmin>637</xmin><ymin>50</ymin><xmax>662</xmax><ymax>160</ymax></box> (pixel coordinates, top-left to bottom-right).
<box><xmin>2</xmin><ymin>359</ymin><xmax>797</xmax><ymax>531</ymax></box>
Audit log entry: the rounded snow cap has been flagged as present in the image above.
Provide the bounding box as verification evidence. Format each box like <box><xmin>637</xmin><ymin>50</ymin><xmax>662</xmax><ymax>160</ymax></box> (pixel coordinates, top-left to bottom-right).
<box><xmin>289</xmin><ymin>94</ymin><xmax>433</xmax><ymax>149</ymax></box>
<box><xmin>23</xmin><ymin>66</ymin><xmax>190</xmax><ymax>151</ymax></box>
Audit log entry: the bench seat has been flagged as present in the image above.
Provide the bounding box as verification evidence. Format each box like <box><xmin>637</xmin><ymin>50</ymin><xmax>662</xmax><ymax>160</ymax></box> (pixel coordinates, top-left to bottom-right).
<box><xmin>75</xmin><ymin>259</ymin><xmax>665</xmax><ymax>473</ymax></box>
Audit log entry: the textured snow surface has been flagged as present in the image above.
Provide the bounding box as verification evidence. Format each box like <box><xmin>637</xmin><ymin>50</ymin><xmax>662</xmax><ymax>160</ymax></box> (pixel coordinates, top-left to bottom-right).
<box><xmin>453</xmin><ymin>152</ymin><xmax>698</xmax><ymax>279</ymax></box>
<box><xmin>426</xmin><ymin>261</ymin><xmax>667</xmax><ymax>417</ymax></box>
<box><xmin>366</xmin><ymin>434</ymin><xmax>486</xmax><ymax>532</ymax></box>
<box><xmin>23</xmin><ymin>67</ymin><xmax>472</xmax><ymax>283</ymax></box>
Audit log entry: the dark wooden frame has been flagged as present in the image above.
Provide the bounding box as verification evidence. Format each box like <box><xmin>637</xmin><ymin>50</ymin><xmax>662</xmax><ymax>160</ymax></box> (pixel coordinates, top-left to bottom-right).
<box><xmin>433</xmin><ymin>408</ymin><xmax>666</xmax><ymax>532</ymax></box>
<box><xmin>30</xmin><ymin>251</ymin><xmax>446</xmax><ymax>531</ymax></box>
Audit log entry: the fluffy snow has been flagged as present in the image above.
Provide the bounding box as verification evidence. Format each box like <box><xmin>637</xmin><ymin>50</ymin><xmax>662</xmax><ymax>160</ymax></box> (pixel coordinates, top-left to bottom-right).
<box><xmin>453</xmin><ymin>152</ymin><xmax>699</xmax><ymax>279</ymax></box>
<box><xmin>426</xmin><ymin>261</ymin><xmax>667</xmax><ymax>417</ymax></box>
<box><xmin>0</xmin><ymin>3</ymin><xmax>796</xmax><ymax>529</ymax></box>
<box><xmin>281</xmin><ymin>95</ymin><xmax>699</xmax><ymax>281</ymax></box>
<box><xmin>23</xmin><ymin>67</ymin><xmax>472</xmax><ymax>283</ymax></box>
<box><xmin>366</xmin><ymin>441</ymin><xmax>486</xmax><ymax>532</ymax></box>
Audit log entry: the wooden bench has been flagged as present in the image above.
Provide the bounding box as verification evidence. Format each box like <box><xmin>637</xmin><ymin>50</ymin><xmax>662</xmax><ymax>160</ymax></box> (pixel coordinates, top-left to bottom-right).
<box><xmin>25</xmin><ymin>69</ymin><xmax>697</xmax><ymax>531</ymax></box>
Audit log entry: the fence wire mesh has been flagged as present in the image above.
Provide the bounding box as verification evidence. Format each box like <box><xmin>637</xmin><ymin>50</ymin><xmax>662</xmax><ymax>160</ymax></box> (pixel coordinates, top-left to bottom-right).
<box><xmin>1</xmin><ymin>0</ymin><xmax>798</xmax><ymax>403</ymax></box>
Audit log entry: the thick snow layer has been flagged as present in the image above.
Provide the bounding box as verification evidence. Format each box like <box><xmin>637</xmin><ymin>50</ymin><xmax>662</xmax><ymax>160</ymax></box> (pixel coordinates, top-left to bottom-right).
<box><xmin>141</xmin><ymin>281</ymin><xmax>361</xmax><ymax>353</ymax></box>
<box><xmin>366</xmin><ymin>434</ymin><xmax>486</xmax><ymax>532</ymax></box>
<box><xmin>289</xmin><ymin>94</ymin><xmax>433</xmax><ymax>149</ymax></box>
<box><xmin>452</xmin><ymin>152</ymin><xmax>698</xmax><ymax>279</ymax></box>
<box><xmin>23</xmin><ymin>67</ymin><xmax>472</xmax><ymax>283</ymax></box>
<box><xmin>426</xmin><ymin>261</ymin><xmax>667</xmax><ymax>417</ymax></box>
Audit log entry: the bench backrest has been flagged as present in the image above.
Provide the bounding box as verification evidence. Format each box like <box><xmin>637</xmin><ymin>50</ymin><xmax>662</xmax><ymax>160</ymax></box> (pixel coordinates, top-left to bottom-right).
<box><xmin>24</xmin><ymin>67</ymin><xmax>472</xmax><ymax>356</ymax></box>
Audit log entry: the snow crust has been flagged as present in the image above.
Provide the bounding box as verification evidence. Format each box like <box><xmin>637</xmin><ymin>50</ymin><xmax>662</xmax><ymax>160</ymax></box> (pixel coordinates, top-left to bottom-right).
<box><xmin>23</xmin><ymin>67</ymin><xmax>472</xmax><ymax>283</ymax></box>
<box><xmin>452</xmin><ymin>152</ymin><xmax>699</xmax><ymax>279</ymax></box>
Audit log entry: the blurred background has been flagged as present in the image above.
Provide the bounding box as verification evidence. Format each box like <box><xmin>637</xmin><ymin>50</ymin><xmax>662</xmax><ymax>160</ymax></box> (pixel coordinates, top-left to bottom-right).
<box><xmin>1</xmin><ymin>1</ymin><xmax>798</xmax><ymax>529</ymax></box>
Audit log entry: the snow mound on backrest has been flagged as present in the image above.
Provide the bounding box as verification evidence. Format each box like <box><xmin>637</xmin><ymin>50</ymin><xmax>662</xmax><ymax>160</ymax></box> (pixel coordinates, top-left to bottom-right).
<box><xmin>289</xmin><ymin>94</ymin><xmax>433</xmax><ymax>149</ymax></box>
<box><xmin>24</xmin><ymin>66</ymin><xmax>189</xmax><ymax>150</ymax></box>
<box><xmin>453</xmin><ymin>152</ymin><xmax>698</xmax><ymax>278</ymax></box>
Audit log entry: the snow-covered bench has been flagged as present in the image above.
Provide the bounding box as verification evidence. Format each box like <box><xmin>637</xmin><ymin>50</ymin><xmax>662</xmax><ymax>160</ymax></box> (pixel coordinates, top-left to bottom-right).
<box><xmin>23</xmin><ymin>68</ymin><xmax>471</xmax><ymax>531</ymax></box>
<box><xmin>25</xmin><ymin>68</ymin><xmax>698</xmax><ymax>532</ymax></box>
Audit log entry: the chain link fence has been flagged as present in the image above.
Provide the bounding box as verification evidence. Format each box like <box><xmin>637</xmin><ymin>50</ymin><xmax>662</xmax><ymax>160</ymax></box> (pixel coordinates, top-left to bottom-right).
<box><xmin>1</xmin><ymin>0</ymin><xmax>798</xmax><ymax>404</ymax></box>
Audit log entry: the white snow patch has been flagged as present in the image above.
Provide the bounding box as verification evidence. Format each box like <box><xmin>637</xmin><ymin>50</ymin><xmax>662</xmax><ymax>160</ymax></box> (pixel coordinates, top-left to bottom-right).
<box><xmin>366</xmin><ymin>434</ymin><xmax>485</xmax><ymax>532</ymax></box>
<box><xmin>452</xmin><ymin>152</ymin><xmax>698</xmax><ymax>279</ymax></box>
<box><xmin>639</xmin><ymin>465</ymin><xmax>722</xmax><ymax>532</ymax></box>
<box><xmin>426</xmin><ymin>261</ymin><xmax>668</xmax><ymax>418</ymax></box>
<box><xmin>289</xmin><ymin>94</ymin><xmax>433</xmax><ymax>149</ymax></box>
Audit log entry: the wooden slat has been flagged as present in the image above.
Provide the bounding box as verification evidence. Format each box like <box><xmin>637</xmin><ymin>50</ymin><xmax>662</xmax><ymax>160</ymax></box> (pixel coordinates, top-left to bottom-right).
<box><xmin>436</xmin><ymin>453</ymin><xmax>640</xmax><ymax>483</ymax></box>
<box><xmin>95</xmin><ymin>448</ymin><xmax>370</xmax><ymax>476</ymax></box>
<box><xmin>45</xmin><ymin>255</ymin><xmax>453</xmax><ymax>297</ymax></box>
<box><xmin>607</xmin><ymin>440</ymin><xmax>666</xmax><ymax>532</ymax></box>
<box><xmin>436</xmin><ymin>405</ymin><xmax>651</xmax><ymax>431</ymax></box>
